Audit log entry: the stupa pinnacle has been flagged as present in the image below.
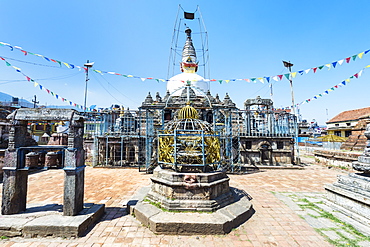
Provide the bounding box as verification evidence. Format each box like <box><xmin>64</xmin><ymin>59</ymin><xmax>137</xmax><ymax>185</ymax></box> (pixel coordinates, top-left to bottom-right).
<box><xmin>166</xmin><ymin>28</ymin><xmax>209</xmax><ymax>96</ymax></box>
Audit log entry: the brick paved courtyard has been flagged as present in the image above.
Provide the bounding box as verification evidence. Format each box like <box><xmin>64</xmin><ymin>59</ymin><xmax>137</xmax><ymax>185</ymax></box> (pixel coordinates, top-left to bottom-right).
<box><xmin>0</xmin><ymin>164</ymin><xmax>356</xmax><ymax>246</ymax></box>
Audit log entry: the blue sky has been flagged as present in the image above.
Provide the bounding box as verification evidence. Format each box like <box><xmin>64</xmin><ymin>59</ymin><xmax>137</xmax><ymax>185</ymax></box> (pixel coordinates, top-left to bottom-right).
<box><xmin>1</xmin><ymin>0</ymin><xmax>370</xmax><ymax>125</ymax></box>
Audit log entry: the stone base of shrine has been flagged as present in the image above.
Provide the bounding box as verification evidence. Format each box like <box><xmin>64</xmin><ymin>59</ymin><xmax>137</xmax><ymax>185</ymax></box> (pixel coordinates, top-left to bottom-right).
<box><xmin>146</xmin><ymin>167</ymin><xmax>235</xmax><ymax>212</ymax></box>
<box><xmin>127</xmin><ymin>186</ymin><xmax>254</xmax><ymax>235</ymax></box>
<box><xmin>325</xmin><ymin>172</ymin><xmax>370</xmax><ymax>229</ymax></box>
<box><xmin>0</xmin><ymin>203</ymin><xmax>105</xmax><ymax>238</ymax></box>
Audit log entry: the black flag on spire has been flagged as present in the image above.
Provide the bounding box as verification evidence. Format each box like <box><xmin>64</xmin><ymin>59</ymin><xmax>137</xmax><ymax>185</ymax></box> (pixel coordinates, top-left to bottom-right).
<box><xmin>184</xmin><ymin>12</ymin><xmax>194</xmax><ymax>19</ymax></box>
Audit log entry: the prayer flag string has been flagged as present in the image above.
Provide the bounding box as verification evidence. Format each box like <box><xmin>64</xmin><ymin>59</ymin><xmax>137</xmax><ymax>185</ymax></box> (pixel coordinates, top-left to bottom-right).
<box><xmin>0</xmin><ymin>41</ymin><xmax>369</xmax><ymax>84</ymax></box>
<box><xmin>0</xmin><ymin>56</ymin><xmax>96</xmax><ymax>112</ymax></box>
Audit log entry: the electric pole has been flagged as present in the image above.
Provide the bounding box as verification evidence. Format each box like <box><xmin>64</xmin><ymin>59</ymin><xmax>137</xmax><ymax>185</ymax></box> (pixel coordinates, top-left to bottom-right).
<box><xmin>283</xmin><ymin>60</ymin><xmax>300</xmax><ymax>165</ymax></box>
<box><xmin>32</xmin><ymin>95</ymin><xmax>39</xmax><ymax>108</ymax></box>
<box><xmin>83</xmin><ymin>60</ymin><xmax>94</xmax><ymax>112</ymax></box>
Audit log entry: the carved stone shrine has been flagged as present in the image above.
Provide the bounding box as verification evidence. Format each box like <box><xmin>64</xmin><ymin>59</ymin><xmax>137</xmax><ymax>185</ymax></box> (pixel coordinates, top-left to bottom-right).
<box><xmin>130</xmin><ymin>104</ymin><xmax>254</xmax><ymax>234</ymax></box>
<box><xmin>325</xmin><ymin>123</ymin><xmax>370</xmax><ymax>228</ymax></box>
<box><xmin>1</xmin><ymin>108</ymin><xmax>86</xmax><ymax>216</ymax></box>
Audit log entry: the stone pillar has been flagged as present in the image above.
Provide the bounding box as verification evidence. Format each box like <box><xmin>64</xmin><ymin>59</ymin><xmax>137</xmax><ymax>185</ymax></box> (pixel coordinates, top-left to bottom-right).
<box><xmin>63</xmin><ymin>118</ymin><xmax>85</xmax><ymax>216</ymax></box>
<box><xmin>1</xmin><ymin>120</ymin><xmax>29</xmax><ymax>215</ymax></box>
<box><xmin>1</xmin><ymin>167</ymin><xmax>28</xmax><ymax>214</ymax></box>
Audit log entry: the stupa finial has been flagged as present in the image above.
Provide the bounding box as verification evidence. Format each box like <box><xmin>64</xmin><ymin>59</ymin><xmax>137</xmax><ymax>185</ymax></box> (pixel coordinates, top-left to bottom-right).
<box><xmin>181</xmin><ymin>28</ymin><xmax>198</xmax><ymax>73</ymax></box>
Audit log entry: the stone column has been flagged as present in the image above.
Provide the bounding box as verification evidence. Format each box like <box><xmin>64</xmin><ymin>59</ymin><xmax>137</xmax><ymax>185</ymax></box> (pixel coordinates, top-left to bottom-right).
<box><xmin>1</xmin><ymin>120</ymin><xmax>29</xmax><ymax>215</ymax></box>
<box><xmin>63</xmin><ymin>118</ymin><xmax>85</xmax><ymax>216</ymax></box>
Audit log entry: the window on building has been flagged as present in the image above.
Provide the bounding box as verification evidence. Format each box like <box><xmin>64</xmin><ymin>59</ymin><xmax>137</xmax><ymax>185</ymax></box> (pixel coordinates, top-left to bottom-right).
<box><xmin>164</xmin><ymin>110</ymin><xmax>172</xmax><ymax>121</ymax></box>
<box><xmin>334</xmin><ymin>131</ymin><xmax>341</xmax><ymax>137</ymax></box>
<box><xmin>86</xmin><ymin>124</ymin><xmax>95</xmax><ymax>131</ymax></box>
<box><xmin>345</xmin><ymin>130</ymin><xmax>352</xmax><ymax>137</ymax></box>
<box><xmin>35</xmin><ymin>124</ymin><xmax>45</xmax><ymax>131</ymax></box>
<box><xmin>346</xmin><ymin>123</ymin><xmax>351</xmax><ymax>126</ymax></box>
<box><xmin>277</xmin><ymin>141</ymin><xmax>284</xmax><ymax>149</ymax></box>
<box><xmin>244</xmin><ymin>141</ymin><xmax>252</xmax><ymax>149</ymax></box>
<box><xmin>335</xmin><ymin>123</ymin><xmax>339</xmax><ymax>127</ymax></box>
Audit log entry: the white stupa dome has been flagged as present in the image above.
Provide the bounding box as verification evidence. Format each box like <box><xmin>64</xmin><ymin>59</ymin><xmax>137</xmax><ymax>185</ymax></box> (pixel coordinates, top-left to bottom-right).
<box><xmin>167</xmin><ymin>73</ymin><xmax>209</xmax><ymax>96</ymax></box>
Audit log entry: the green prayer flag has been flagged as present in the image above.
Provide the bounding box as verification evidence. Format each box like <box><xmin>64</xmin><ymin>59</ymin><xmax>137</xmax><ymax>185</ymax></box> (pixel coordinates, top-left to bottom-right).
<box><xmin>284</xmin><ymin>73</ymin><xmax>290</xmax><ymax>80</ymax></box>
<box><xmin>318</xmin><ymin>66</ymin><xmax>324</xmax><ymax>70</ymax></box>
<box><xmin>352</xmin><ymin>55</ymin><xmax>357</xmax><ymax>61</ymax></box>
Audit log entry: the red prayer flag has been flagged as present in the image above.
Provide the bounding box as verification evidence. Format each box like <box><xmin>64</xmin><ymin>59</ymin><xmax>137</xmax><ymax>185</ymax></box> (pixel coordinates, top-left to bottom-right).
<box><xmin>346</xmin><ymin>57</ymin><xmax>351</xmax><ymax>63</ymax></box>
<box><xmin>21</xmin><ymin>50</ymin><xmax>27</xmax><ymax>56</ymax></box>
<box><xmin>354</xmin><ymin>73</ymin><xmax>359</xmax><ymax>78</ymax></box>
<box><xmin>313</xmin><ymin>68</ymin><xmax>317</xmax><ymax>73</ymax></box>
<box><xmin>278</xmin><ymin>75</ymin><xmax>283</xmax><ymax>80</ymax></box>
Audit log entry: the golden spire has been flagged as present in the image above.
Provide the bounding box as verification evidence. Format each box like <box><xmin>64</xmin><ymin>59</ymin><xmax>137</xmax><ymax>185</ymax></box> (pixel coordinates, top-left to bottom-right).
<box><xmin>177</xmin><ymin>103</ymin><xmax>199</xmax><ymax>119</ymax></box>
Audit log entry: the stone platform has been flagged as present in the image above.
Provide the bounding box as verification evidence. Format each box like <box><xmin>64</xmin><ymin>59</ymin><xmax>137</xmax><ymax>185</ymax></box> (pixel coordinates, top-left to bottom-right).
<box><xmin>128</xmin><ymin>186</ymin><xmax>254</xmax><ymax>235</ymax></box>
<box><xmin>146</xmin><ymin>168</ymin><xmax>235</xmax><ymax>212</ymax></box>
<box><xmin>0</xmin><ymin>203</ymin><xmax>105</xmax><ymax>238</ymax></box>
<box><xmin>325</xmin><ymin>172</ymin><xmax>370</xmax><ymax>227</ymax></box>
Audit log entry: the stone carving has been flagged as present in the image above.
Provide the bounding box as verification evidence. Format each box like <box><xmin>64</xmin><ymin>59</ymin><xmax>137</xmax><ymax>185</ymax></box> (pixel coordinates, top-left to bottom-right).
<box><xmin>325</xmin><ymin>122</ymin><xmax>370</xmax><ymax>226</ymax></box>
<box><xmin>1</xmin><ymin>108</ymin><xmax>86</xmax><ymax>216</ymax></box>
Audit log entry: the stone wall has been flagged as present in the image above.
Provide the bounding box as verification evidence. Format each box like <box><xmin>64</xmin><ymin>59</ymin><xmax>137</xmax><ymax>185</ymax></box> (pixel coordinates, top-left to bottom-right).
<box><xmin>314</xmin><ymin>149</ymin><xmax>361</xmax><ymax>170</ymax></box>
<box><xmin>240</xmin><ymin>137</ymin><xmax>293</xmax><ymax>165</ymax></box>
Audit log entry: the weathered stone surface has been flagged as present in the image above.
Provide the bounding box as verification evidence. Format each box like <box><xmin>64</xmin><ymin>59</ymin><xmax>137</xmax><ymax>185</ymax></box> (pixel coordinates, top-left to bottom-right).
<box><xmin>325</xmin><ymin>122</ymin><xmax>370</xmax><ymax>229</ymax></box>
<box><xmin>63</xmin><ymin>166</ymin><xmax>85</xmax><ymax>216</ymax></box>
<box><xmin>0</xmin><ymin>203</ymin><xmax>105</xmax><ymax>238</ymax></box>
<box><xmin>353</xmin><ymin>161</ymin><xmax>370</xmax><ymax>173</ymax></box>
<box><xmin>2</xmin><ymin>108</ymin><xmax>86</xmax><ymax>216</ymax></box>
<box><xmin>325</xmin><ymin>182</ymin><xmax>370</xmax><ymax>220</ymax></box>
<box><xmin>1</xmin><ymin>168</ymin><xmax>28</xmax><ymax>215</ymax></box>
<box><xmin>7</xmin><ymin>108</ymin><xmax>84</xmax><ymax>121</ymax></box>
<box><xmin>131</xmin><ymin>186</ymin><xmax>254</xmax><ymax>235</ymax></box>
<box><xmin>146</xmin><ymin>167</ymin><xmax>234</xmax><ymax>211</ymax></box>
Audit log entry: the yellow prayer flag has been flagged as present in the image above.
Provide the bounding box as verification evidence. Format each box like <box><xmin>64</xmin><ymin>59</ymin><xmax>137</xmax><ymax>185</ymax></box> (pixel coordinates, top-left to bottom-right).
<box><xmin>63</xmin><ymin>62</ymin><xmax>70</xmax><ymax>68</ymax></box>
<box><xmin>225</xmin><ymin>80</ymin><xmax>230</xmax><ymax>83</ymax></box>
<box><xmin>34</xmin><ymin>82</ymin><xmax>39</xmax><ymax>87</ymax></box>
<box><xmin>345</xmin><ymin>79</ymin><xmax>351</xmax><ymax>82</ymax></box>
<box><xmin>291</xmin><ymin>72</ymin><xmax>297</xmax><ymax>78</ymax></box>
<box><xmin>358</xmin><ymin>52</ymin><xmax>364</xmax><ymax>59</ymax></box>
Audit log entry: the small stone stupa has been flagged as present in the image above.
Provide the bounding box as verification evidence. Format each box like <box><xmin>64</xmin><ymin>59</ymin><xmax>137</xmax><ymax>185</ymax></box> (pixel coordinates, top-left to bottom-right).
<box><xmin>129</xmin><ymin>104</ymin><xmax>254</xmax><ymax>234</ymax></box>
